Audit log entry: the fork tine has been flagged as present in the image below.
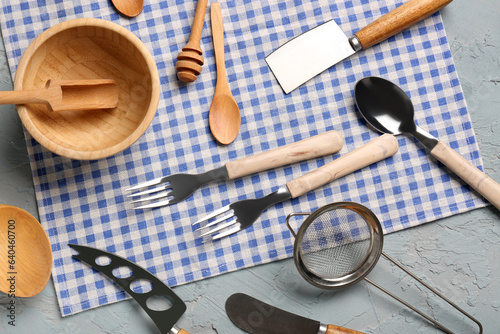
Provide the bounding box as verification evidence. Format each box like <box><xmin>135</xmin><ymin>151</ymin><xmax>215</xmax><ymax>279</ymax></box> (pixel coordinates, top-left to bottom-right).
<box><xmin>130</xmin><ymin>190</ymin><xmax>173</xmax><ymax>204</ymax></box>
<box><xmin>199</xmin><ymin>219</ymin><xmax>239</xmax><ymax>238</ymax></box>
<box><xmin>193</xmin><ymin>212</ymin><xmax>235</xmax><ymax>232</ymax></box>
<box><xmin>211</xmin><ymin>224</ymin><xmax>243</xmax><ymax>241</ymax></box>
<box><xmin>193</xmin><ymin>204</ymin><xmax>231</xmax><ymax>226</ymax></box>
<box><xmin>126</xmin><ymin>176</ymin><xmax>168</xmax><ymax>192</ymax></box>
<box><xmin>134</xmin><ymin>198</ymin><xmax>173</xmax><ymax>210</ymax></box>
<box><xmin>127</xmin><ymin>184</ymin><xmax>170</xmax><ymax>198</ymax></box>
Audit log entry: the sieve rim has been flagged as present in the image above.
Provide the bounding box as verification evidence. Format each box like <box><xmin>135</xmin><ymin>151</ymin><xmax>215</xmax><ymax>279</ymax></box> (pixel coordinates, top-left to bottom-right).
<box><xmin>292</xmin><ymin>201</ymin><xmax>384</xmax><ymax>290</ymax></box>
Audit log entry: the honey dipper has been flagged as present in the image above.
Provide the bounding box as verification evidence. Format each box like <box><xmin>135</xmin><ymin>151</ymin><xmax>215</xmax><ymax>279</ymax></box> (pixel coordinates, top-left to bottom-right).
<box><xmin>176</xmin><ymin>0</ymin><xmax>208</xmax><ymax>83</ymax></box>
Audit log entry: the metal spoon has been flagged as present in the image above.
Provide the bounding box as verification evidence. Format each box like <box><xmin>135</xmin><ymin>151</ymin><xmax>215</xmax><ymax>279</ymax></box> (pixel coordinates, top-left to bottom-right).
<box><xmin>209</xmin><ymin>2</ymin><xmax>240</xmax><ymax>145</ymax></box>
<box><xmin>354</xmin><ymin>76</ymin><xmax>500</xmax><ymax>210</ymax></box>
<box><xmin>111</xmin><ymin>0</ymin><xmax>144</xmax><ymax>17</ymax></box>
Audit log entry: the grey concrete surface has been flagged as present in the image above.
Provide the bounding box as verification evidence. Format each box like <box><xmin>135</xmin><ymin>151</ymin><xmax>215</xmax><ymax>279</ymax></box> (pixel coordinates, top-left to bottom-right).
<box><xmin>0</xmin><ymin>1</ymin><xmax>499</xmax><ymax>333</ymax></box>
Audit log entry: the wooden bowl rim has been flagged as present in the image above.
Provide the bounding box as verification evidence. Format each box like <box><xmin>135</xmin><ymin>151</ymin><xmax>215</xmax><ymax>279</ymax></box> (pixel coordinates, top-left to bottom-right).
<box><xmin>14</xmin><ymin>18</ymin><xmax>160</xmax><ymax>160</ymax></box>
<box><xmin>0</xmin><ymin>204</ymin><xmax>52</xmax><ymax>297</ymax></box>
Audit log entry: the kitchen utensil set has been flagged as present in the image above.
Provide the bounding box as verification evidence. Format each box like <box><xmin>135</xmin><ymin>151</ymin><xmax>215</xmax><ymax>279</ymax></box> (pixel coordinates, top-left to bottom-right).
<box><xmin>128</xmin><ymin>130</ymin><xmax>343</xmax><ymax>209</ymax></box>
<box><xmin>194</xmin><ymin>134</ymin><xmax>398</xmax><ymax>241</ymax></box>
<box><xmin>285</xmin><ymin>201</ymin><xmax>483</xmax><ymax>333</ymax></box>
<box><xmin>11</xmin><ymin>0</ymin><xmax>490</xmax><ymax>332</ymax></box>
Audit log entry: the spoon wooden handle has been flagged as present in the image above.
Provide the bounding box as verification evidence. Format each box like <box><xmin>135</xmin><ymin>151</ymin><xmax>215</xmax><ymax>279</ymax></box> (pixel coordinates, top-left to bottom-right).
<box><xmin>211</xmin><ymin>2</ymin><xmax>228</xmax><ymax>90</ymax></box>
<box><xmin>430</xmin><ymin>141</ymin><xmax>500</xmax><ymax>209</ymax></box>
<box><xmin>225</xmin><ymin>130</ymin><xmax>343</xmax><ymax>179</ymax></box>
<box><xmin>287</xmin><ymin>134</ymin><xmax>399</xmax><ymax>198</ymax></box>
<box><xmin>354</xmin><ymin>0</ymin><xmax>452</xmax><ymax>50</ymax></box>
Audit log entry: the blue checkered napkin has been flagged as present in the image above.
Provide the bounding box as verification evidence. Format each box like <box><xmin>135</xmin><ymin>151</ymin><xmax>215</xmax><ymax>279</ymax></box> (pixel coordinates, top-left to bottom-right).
<box><xmin>0</xmin><ymin>0</ymin><xmax>487</xmax><ymax>316</ymax></box>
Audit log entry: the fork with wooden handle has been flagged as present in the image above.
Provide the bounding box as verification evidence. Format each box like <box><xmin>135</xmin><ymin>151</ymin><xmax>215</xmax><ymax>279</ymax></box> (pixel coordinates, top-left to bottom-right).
<box><xmin>194</xmin><ymin>134</ymin><xmax>399</xmax><ymax>241</ymax></box>
<box><xmin>128</xmin><ymin>131</ymin><xmax>343</xmax><ymax>209</ymax></box>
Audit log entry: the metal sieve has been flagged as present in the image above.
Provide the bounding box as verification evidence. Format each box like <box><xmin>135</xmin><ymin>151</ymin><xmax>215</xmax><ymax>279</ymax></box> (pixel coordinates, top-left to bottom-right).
<box><xmin>286</xmin><ymin>202</ymin><xmax>482</xmax><ymax>334</ymax></box>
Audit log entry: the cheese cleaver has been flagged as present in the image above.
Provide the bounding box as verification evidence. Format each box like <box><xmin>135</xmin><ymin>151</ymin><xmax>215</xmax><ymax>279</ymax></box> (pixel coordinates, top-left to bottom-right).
<box><xmin>266</xmin><ymin>0</ymin><xmax>452</xmax><ymax>94</ymax></box>
<box><xmin>226</xmin><ymin>293</ymin><xmax>365</xmax><ymax>334</ymax></box>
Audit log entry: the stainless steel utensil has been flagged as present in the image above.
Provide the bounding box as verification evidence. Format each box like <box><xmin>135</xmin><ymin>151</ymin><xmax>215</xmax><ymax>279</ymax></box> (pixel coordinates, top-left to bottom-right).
<box><xmin>354</xmin><ymin>76</ymin><xmax>500</xmax><ymax>210</ymax></box>
<box><xmin>69</xmin><ymin>244</ymin><xmax>189</xmax><ymax>334</ymax></box>
<box><xmin>285</xmin><ymin>202</ymin><xmax>483</xmax><ymax>334</ymax></box>
<box><xmin>226</xmin><ymin>293</ymin><xmax>365</xmax><ymax>334</ymax></box>
<box><xmin>266</xmin><ymin>0</ymin><xmax>452</xmax><ymax>94</ymax></box>
<box><xmin>194</xmin><ymin>134</ymin><xmax>398</xmax><ymax>241</ymax></box>
<box><xmin>127</xmin><ymin>131</ymin><xmax>343</xmax><ymax>209</ymax></box>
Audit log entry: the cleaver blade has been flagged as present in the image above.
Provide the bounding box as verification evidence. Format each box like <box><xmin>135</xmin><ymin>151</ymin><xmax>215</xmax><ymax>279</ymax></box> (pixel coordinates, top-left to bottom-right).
<box><xmin>225</xmin><ymin>293</ymin><xmax>365</xmax><ymax>334</ymax></box>
<box><xmin>266</xmin><ymin>0</ymin><xmax>452</xmax><ymax>94</ymax></box>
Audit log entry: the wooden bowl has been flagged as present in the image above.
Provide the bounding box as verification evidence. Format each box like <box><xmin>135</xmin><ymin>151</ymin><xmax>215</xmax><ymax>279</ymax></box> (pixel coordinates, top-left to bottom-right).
<box><xmin>14</xmin><ymin>18</ymin><xmax>160</xmax><ymax>160</ymax></box>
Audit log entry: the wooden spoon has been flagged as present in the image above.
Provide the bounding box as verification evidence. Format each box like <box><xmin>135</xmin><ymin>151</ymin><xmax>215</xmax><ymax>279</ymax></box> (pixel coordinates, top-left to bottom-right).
<box><xmin>111</xmin><ymin>0</ymin><xmax>144</xmax><ymax>17</ymax></box>
<box><xmin>209</xmin><ymin>2</ymin><xmax>241</xmax><ymax>145</ymax></box>
<box><xmin>0</xmin><ymin>79</ymin><xmax>119</xmax><ymax>112</ymax></box>
<box><xmin>0</xmin><ymin>205</ymin><xmax>52</xmax><ymax>297</ymax></box>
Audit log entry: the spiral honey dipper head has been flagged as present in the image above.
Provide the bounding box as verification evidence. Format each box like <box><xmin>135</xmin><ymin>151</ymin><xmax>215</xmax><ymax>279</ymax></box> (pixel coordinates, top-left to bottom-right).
<box><xmin>176</xmin><ymin>0</ymin><xmax>208</xmax><ymax>83</ymax></box>
<box><xmin>176</xmin><ymin>48</ymin><xmax>204</xmax><ymax>83</ymax></box>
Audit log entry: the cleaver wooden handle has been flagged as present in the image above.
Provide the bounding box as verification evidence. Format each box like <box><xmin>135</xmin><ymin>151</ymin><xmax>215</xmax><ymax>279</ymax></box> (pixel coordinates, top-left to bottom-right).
<box><xmin>225</xmin><ymin>130</ymin><xmax>343</xmax><ymax>179</ymax></box>
<box><xmin>430</xmin><ymin>141</ymin><xmax>500</xmax><ymax>210</ymax></box>
<box><xmin>286</xmin><ymin>134</ymin><xmax>398</xmax><ymax>199</ymax></box>
<box><xmin>354</xmin><ymin>0</ymin><xmax>452</xmax><ymax>50</ymax></box>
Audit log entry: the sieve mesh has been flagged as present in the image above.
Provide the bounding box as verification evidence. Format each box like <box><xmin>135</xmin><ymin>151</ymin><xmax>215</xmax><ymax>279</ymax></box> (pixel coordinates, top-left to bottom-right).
<box><xmin>300</xmin><ymin>208</ymin><xmax>372</xmax><ymax>279</ymax></box>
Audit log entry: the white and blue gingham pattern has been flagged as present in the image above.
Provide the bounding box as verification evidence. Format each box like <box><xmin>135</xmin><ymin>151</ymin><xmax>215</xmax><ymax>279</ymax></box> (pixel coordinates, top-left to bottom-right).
<box><xmin>0</xmin><ymin>0</ymin><xmax>487</xmax><ymax>316</ymax></box>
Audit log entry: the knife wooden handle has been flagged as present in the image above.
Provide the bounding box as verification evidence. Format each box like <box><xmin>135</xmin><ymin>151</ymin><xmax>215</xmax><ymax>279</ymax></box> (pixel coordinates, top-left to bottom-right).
<box><xmin>225</xmin><ymin>130</ymin><xmax>343</xmax><ymax>179</ymax></box>
<box><xmin>177</xmin><ymin>329</ymin><xmax>190</xmax><ymax>334</ymax></box>
<box><xmin>354</xmin><ymin>0</ymin><xmax>452</xmax><ymax>50</ymax></box>
<box><xmin>430</xmin><ymin>141</ymin><xmax>500</xmax><ymax>210</ymax></box>
<box><xmin>286</xmin><ymin>134</ymin><xmax>398</xmax><ymax>198</ymax></box>
<box><xmin>326</xmin><ymin>324</ymin><xmax>365</xmax><ymax>334</ymax></box>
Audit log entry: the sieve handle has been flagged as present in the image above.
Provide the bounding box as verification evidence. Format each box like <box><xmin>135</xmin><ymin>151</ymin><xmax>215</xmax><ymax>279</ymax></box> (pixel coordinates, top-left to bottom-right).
<box><xmin>285</xmin><ymin>212</ymin><xmax>311</xmax><ymax>237</ymax></box>
<box><xmin>286</xmin><ymin>134</ymin><xmax>399</xmax><ymax>198</ymax></box>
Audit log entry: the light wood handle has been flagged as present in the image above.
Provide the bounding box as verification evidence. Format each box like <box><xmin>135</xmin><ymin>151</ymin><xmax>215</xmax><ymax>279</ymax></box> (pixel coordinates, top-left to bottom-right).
<box><xmin>211</xmin><ymin>3</ymin><xmax>227</xmax><ymax>88</ymax></box>
<box><xmin>354</xmin><ymin>0</ymin><xmax>452</xmax><ymax>50</ymax></box>
<box><xmin>177</xmin><ymin>329</ymin><xmax>190</xmax><ymax>334</ymax></box>
<box><xmin>225</xmin><ymin>131</ymin><xmax>343</xmax><ymax>179</ymax></box>
<box><xmin>326</xmin><ymin>324</ymin><xmax>365</xmax><ymax>334</ymax></box>
<box><xmin>0</xmin><ymin>89</ymin><xmax>49</xmax><ymax>105</ymax></box>
<box><xmin>183</xmin><ymin>0</ymin><xmax>208</xmax><ymax>54</ymax></box>
<box><xmin>286</xmin><ymin>134</ymin><xmax>398</xmax><ymax>198</ymax></box>
<box><xmin>430</xmin><ymin>141</ymin><xmax>500</xmax><ymax>210</ymax></box>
